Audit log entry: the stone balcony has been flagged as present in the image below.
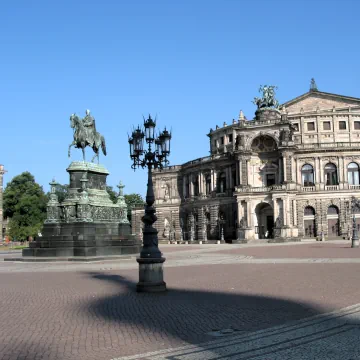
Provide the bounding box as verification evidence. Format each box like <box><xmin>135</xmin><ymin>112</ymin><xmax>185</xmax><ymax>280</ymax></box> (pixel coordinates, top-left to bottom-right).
<box><xmin>297</xmin><ymin>142</ymin><xmax>360</xmax><ymax>151</ymax></box>
<box><xmin>235</xmin><ymin>185</ymin><xmax>287</xmax><ymax>194</ymax></box>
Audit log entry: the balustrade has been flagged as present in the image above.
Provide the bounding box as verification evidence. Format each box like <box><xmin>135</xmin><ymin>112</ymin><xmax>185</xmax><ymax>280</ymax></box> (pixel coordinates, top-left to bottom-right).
<box><xmin>301</xmin><ymin>186</ymin><xmax>315</xmax><ymax>192</ymax></box>
<box><xmin>325</xmin><ymin>185</ymin><xmax>339</xmax><ymax>191</ymax></box>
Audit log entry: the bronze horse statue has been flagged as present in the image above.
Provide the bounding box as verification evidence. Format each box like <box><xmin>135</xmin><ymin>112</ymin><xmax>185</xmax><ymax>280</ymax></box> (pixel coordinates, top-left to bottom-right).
<box><xmin>68</xmin><ymin>113</ymin><xmax>107</xmax><ymax>163</ymax></box>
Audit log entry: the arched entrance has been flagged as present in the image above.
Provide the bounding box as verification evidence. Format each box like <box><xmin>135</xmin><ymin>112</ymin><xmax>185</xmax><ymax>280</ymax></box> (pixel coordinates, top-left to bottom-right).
<box><xmin>255</xmin><ymin>203</ymin><xmax>274</xmax><ymax>239</ymax></box>
<box><xmin>304</xmin><ymin>206</ymin><xmax>316</xmax><ymax>238</ymax></box>
<box><xmin>327</xmin><ymin>205</ymin><xmax>340</xmax><ymax>238</ymax></box>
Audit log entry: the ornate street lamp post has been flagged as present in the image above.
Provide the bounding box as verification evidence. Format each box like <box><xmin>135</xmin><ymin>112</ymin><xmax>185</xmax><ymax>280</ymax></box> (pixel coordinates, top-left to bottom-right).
<box><xmin>128</xmin><ymin>115</ymin><xmax>171</xmax><ymax>292</ymax></box>
<box><xmin>351</xmin><ymin>197</ymin><xmax>359</xmax><ymax>248</ymax></box>
<box><xmin>218</xmin><ymin>214</ymin><xmax>226</xmax><ymax>241</ymax></box>
<box><xmin>351</xmin><ymin>215</ymin><xmax>359</xmax><ymax>248</ymax></box>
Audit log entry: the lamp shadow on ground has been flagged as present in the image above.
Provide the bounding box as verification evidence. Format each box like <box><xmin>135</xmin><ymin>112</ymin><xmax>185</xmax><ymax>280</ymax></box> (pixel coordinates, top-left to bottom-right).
<box><xmin>82</xmin><ymin>271</ymin><xmax>360</xmax><ymax>359</ymax></box>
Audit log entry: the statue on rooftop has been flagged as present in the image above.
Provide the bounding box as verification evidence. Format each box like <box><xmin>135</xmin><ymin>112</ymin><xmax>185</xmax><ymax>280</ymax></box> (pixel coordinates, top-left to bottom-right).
<box><xmin>253</xmin><ymin>85</ymin><xmax>280</xmax><ymax>110</ymax></box>
<box><xmin>310</xmin><ymin>78</ymin><xmax>318</xmax><ymax>92</ymax></box>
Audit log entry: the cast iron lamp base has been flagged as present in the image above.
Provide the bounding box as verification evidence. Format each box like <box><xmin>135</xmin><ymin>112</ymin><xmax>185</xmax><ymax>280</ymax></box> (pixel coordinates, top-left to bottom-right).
<box><xmin>136</xmin><ymin>257</ymin><xmax>167</xmax><ymax>292</ymax></box>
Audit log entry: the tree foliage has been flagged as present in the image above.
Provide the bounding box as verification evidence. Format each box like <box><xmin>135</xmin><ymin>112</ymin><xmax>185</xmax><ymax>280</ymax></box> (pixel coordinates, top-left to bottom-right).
<box><xmin>106</xmin><ymin>186</ymin><xmax>118</xmax><ymax>204</ymax></box>
<box><xmin>54</xmin><ymin>184</ymin><xmax>69</xmax><ymax>203</ymax></box>
<box><xmin>124</xmin><ymin>193</ymin><xmax>144</xmax><ymax>221</ymax></box>
<box><xmin>3</xmin><ymin>172</ymin><xmax>47</xmax><ymax>241</ymax></box>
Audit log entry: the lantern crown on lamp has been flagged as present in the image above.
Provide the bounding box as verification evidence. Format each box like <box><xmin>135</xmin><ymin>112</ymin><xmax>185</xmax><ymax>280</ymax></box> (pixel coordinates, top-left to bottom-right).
<box><xmin>128</xmin><ymin>115</ymin><xmax>171</xmax><ymax>171</ymax></box>
<box><xmin>144</xmin><ymin>114</ymin><xmax>156</xmax><ymax>142</ymax></box>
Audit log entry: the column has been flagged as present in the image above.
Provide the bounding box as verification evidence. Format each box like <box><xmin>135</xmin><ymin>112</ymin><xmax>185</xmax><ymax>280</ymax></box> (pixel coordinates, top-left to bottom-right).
<box><xmin>245</xmin><ymin>159</ymin><xmax>250</xmax><ymax>185</ymax></box>
<box><xmin>315</xmin><ymin>157</ymin><xmax>320</xmax><ymax>185</ymax></box>
<box><xmin>198</xmin><ymin>173</ymin><xmax>202</xmax><ymax>194</ymax></box>
<box><xmin>342</xmin><ymin>156</ymin><xmax>346</xmax><ymax>186</ymax></box>
<box><xmin>238</xmin><ymin>159</ymin><xmax>242</xmax><ymax>185</ymax></box>
<box><xmin>235</xmin><ymin>161</ymin><xmax>239</xmax><ymax>186</ymax></box>
<box><xmin>211</xmin><ymin>169</ymin><xmax>214</xmax><ymax>191</ymax></box>
<box><xmin>293</xmin><ymin>199</ymin><xmax>297</xmax><ymax>226</ymax></box>
<box><xmin>237</xmin><ymin>200</ymin><xmax>243</xmax><ymax>224</ymax></box>
<box><xmin>189</xmin><ymin>174</ymin><xmax>193</xmax><ymax>197</ymax></box>
<box><xmin>246</xmin><ymin>200</ymin><xmax>252</xmax><ymax>227</ymax></box>
<box><xmin>273</xmin><ymin>197</ymin><xmax>278</xmax><ymax>220</ymax></box>
<box><xmin>319</xmin><ymin>158</ymin><xmax>323</xmax><ymax>184</ymax></box>
<box><xmin>202</xmin><ymin>172</ymin><xmax>206</xmax><ymax>194</ymax></box>
<box><xmin>183</xmin><ymin>175</ymin><xmax>187</xmax><ymax>198</ymax></box>
<box><xmin>229</xmin><ymin>166</ymin><xmax>233</xmax><ymax>189</ymax></box>
<box><xmin>283</xmin><ymin>156</ymin><xmax>287</xmax><ymax>182</ymax></box>
<box><xmin>279</xmin><ymin>158</ymin><xmax>283</xmax><ymax>183</ymax></box>
<box><xmin>285</xmin><ymin>197</ymin><xmax>291</xmax><ymax>226</ymax></box>
<box><xmin>213</xmin><ymin>170</ymin><xmax>218</xmax><ymax>191</ymax></box>
<box><xmin>291</xmin><ymin>156</ymin><xmax>296</xmax><ymax>183</ymax></box>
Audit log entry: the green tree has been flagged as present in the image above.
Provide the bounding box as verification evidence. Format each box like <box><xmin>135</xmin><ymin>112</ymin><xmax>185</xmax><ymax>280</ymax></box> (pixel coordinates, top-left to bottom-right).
<box><xmin>46</xmin><ymin>184</ymin><xmax>69</xmax><ymax>203</ymax></box>
<box><xmin>4</xmin><ymin>172</ymin><xmax>47</xmax><ymax>241</ymax></box>
<box><xmin>106</xmin><ymin>186</ymin><xmax>117</xmax><ymax>204</ymax></box>
<box><xmin>124</xmin><ymin>193</ymin><xmax>144</xmax><ymax>221</ymax></box>
<box><xmin>54</xmin><ymin>184</ymin><xmax>69</xmax><ymax>203</ymax></box>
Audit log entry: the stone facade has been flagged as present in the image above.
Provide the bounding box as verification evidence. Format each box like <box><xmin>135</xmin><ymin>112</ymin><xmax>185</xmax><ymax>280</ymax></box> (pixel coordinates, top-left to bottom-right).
<box><xmin>132</xmin><ymin>86</ymin><xmax>360</xmax><ymax>243</ymax></box>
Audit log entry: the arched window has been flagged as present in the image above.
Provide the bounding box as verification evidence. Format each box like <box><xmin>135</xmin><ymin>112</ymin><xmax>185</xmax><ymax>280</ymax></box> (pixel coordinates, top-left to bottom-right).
<box><xmin>327</xmin><ymin>205</ymin><xmax>339</xmax><ymax>215</ymax></box>
<box><xmin>348</xmin><ymin>162</ymin><xmax>360</xmax><ymax>185</ymax></box>
<box><xmin>218</xmin><ymin>172</ymin><xmax>227</xmax><ymax>193</ymax></box>
<box><xmin>324</xmin><ymin>163</ymin><xmax>338</xmax><ymax>185</ymax></box>
<box><xmin>304</xmin><ymin>206</ymin><xmax>315</xmax><ymax>216</ymax></box>
<box><xmin>302</xmin><ymin>164</ymin><xmax>314</xmax><ymax>186</ymax></box>
<box><xmin>193</xmin><ymin>175</ymin><xmax>199</xmax><ymax>196</ymax></box>
<box><xmin>251</xmin><ymin>135</ymin><xmax>277</xmax><ymax>152</ymax></box>
<box><xmin>205</xmin><ymin>174</ymin><xmax>211</xmax><ymax>195</ymax></box>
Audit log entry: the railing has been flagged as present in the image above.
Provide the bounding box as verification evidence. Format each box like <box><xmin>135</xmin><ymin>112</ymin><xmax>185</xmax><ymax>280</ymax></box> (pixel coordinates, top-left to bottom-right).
<box><xmin>297</xmin><ymin>142</ymin><xmax>360</xmax><ymax>150</ymax></box>
<box><xmin>349</xmin><ymin>185</ymin><xmax>360</xmax><ymax>190</ymax></box>
<box><xmin>241</xmin><ymin>119</ymin><xmax>281</xmax><ymax>127</ymax></box>
<box><xmin>301</xmin><ymin>186</ymin><xmax>315</xmax><ymax>192</ymax></box>
<box><xmin>325</xmin><ymin>185</ymin><xmax>339</xmax><ymax>191</ymax></box>
<box><xmin>235</xmin><ymin>185</ymin><xmax>286</xmax><ymax>193</ymax></box>
<box><xmin>182</xmin><ymin>153</ymin><xmax>228</xmax><ymax>167</ymax></box>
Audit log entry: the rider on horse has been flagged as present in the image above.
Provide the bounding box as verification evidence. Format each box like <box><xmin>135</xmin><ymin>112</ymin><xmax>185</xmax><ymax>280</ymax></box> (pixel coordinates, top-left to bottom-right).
<box><xmin>83</xmin><ymin>109</ymin><xmax>96</xmax><ymax>146</ymax></box>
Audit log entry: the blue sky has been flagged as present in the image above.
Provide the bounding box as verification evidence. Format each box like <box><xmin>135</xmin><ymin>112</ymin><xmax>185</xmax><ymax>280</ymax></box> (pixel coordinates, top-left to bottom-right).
<box><xmin>1</xmin><ymin>0</ymin><xmax>360</xmax><ymax>196</ymax></box>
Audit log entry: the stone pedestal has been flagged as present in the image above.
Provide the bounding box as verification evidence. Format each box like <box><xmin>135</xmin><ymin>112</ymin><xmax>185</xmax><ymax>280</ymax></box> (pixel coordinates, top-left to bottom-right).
<box><xmin>136</xmin><ymin>257</ymin><xmax>166</xmax><ymax>292</ymax></box>
<box><xmin>21</xmin><ymin>162</ymin><xmax>141</xmax><ymax>261</ymax></box>
<box><xmin>255</xmin><ymin>108</ymin><xmax>281</xmax><ymax>122</ymax></box>
<box><xmin>232</xmin><ymin>228</ymin><xmax>248</xmax><ymax>244</ymax></box>
<box><xmin>269</xmin><ymin>226</ymin><xmax>300</xmax><ymax>243</ymax></box>
<box><xmin>351</xmin><ymin>238</ymin><xmax>359</xmax><ymax>248</ymax></box>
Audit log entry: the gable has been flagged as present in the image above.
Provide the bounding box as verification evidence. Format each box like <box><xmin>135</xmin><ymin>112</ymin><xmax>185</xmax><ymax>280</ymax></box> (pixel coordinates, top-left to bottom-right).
<box><xmin>283</xmin><ymin>91</ymin><xmax>360</xmax><ymax>114</ymax></box>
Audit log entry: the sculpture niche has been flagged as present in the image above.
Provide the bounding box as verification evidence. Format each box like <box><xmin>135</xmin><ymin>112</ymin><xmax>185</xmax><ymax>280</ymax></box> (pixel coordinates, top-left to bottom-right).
<box><xmin>68</xmin><ymin>110</ymin><xmax>107</xmax><ymax>163</ymax></box>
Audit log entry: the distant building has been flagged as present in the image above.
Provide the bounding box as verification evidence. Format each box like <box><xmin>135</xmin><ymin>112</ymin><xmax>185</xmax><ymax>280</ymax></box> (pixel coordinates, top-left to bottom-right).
<box><xmin>132</xmin><ymin>83</ymin><xmax>360</xmax><ymax>242</ymax></box>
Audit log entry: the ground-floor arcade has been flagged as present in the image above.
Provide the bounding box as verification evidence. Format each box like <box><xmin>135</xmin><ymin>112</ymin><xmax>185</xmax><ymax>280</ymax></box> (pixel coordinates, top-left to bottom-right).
<box><xmin>131</xmin><ymin>193</ymin><xmax>358</xmax><ymax>243</ymax></box>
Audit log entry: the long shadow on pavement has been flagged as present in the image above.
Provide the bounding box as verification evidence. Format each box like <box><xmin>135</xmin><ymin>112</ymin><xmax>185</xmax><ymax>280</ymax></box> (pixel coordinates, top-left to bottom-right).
<box><xmin>83</xmin><ymin>272</ymin><xmax>360</xmax><ymax>359</ymax></box>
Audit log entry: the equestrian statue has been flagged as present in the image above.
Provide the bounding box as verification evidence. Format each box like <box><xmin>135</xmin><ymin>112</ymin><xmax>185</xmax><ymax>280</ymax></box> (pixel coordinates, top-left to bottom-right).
<box><xmin>68</xmin><ymin>109</ymin><xmax>107</xmax><ymax>163</ymax></box>
<box><xmin>253</xmin><ymin>85</ymin><xmax>280</xmax><ymax>109</ymax></box>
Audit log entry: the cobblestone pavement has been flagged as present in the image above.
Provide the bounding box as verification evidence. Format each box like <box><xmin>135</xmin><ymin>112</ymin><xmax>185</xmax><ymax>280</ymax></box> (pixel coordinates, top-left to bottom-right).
<box><xmin>1</xmin><ymin>241</ymin><xmax>360</xmax><ymax>360</ymax></box>
<box><xmin>114</xmin><ymin>304</ymin><xmax>360</xmax><ymax>360</ymax></box>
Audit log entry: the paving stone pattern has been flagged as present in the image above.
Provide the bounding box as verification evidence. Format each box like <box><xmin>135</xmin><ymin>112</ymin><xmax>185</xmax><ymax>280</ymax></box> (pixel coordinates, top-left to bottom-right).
<box><xmin>0</xmin><ymin>241</ymin><xmax>360</xmax><ymax>360</ymax></box>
